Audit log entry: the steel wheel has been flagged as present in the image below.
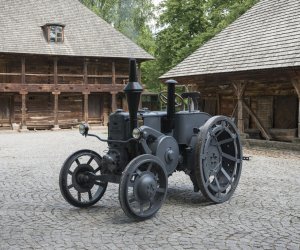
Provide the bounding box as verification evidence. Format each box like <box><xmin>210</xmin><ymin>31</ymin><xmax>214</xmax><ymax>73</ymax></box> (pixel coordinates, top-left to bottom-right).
<box><xmin>119</xmin><ymin>154</ymin><xmax>168</xmax><ymax>220</ymax></box>
<box><xmin>195</xmin><ymin>116</ymin><xmax>242</xmax><ymax>203</ymax></box>
<box><xmin>59</xmin><ymin>149</ymin><xmax>108</xmax><ymax>208</ymax></box>
<box><xmin>158</xmin><ymin>91</ymin><xmax>184</xmax><ymax>109</ymax></box>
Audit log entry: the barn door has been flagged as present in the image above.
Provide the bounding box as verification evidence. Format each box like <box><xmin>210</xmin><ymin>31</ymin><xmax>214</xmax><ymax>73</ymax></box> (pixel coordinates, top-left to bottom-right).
<box><xmin>88</xmin><ymin>94</ymin><xmax>104</xmax><ymax>124</ymax></box>
<box><xmin>274</xmin><ymin>96</ymin><xmax>297</xmax><ymax>129</ymax></box>
<box><xmin>250</xmin><ymin>96</ymin><xmax>273</xmax><ymax>129</ymax></box>
<box><xmin>0</xmin><ymin>96</ymin><xmax>11</xmax><ymax>126</ymax></box>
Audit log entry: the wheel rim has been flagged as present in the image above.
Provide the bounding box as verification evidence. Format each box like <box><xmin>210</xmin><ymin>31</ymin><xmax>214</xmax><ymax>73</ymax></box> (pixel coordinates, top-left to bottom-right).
<box><xmin>119</xmin><ymin>155</ymin><xmax>168</xmax><ymax>220</ymax></box>
<box><xmin>196</xmin><ymin>116</ymin><xmax>242</xmax><ymax>203</ymax></box>
<box><xmin>60</xmin><ymin>150</ymin><xmax>107</xmax><ymax>206</ymax></box>
<box><xmin>158</xmin><ymin>91</ymin><xmax>184</xmax><ymax>109</ymax></box>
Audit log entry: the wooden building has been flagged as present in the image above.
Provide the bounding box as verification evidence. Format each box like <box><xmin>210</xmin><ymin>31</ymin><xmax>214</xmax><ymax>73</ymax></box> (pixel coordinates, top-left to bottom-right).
<box><xmin>0</xmin><ymin>0</ymin><xmax>153</xmax><ymax>130</ymax></box>
<box><xmin>161</xmin><ymin>0</ymin><xmax>300</xmax><ymax>142</ymax></box>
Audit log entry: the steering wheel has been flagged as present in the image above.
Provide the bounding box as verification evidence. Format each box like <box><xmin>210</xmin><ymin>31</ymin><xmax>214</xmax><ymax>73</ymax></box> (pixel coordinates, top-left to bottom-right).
<box><xmin>158</xmin><ymin>91</ymin><xmax>184</xmax><ymax>109</ymax></box>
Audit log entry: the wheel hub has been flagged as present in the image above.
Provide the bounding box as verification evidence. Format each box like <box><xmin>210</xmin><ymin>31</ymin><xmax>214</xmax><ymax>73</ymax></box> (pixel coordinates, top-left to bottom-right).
<box><xmin>206</xmin><ymin>140</ymin><xmax>221</xmax><ymax>174</ymax></box>
<box><xmin>135</xmin><ymin>172</ymin><xmax>157</xmax><ymax>201</ymax></box>
<box><xmin>73</xmin><ymin>165</ymin><xmax>95</xmax><ymax>192</ymax></box>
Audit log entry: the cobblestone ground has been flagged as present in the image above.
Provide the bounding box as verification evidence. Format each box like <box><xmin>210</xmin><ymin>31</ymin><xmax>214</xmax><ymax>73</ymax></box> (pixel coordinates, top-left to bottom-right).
<box><xmin>0</xmin><ymin>129</ymin><xmax>299</xmax><ymax>250</ymax></box>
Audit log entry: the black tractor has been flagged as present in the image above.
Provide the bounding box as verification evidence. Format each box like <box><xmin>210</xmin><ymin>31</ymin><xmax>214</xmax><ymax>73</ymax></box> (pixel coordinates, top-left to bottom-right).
<box><xmin>59</xmin><ymin>59</ymin><xmax>243</xmax><ymax>220</ymax></box>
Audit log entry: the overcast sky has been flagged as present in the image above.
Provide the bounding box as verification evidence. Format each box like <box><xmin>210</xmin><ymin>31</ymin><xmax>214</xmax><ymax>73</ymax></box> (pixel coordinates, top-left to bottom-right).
<box><xmin>153</xmin><ymin>0</ymin><xmax>162</xmax><ymax>6</ymax></box>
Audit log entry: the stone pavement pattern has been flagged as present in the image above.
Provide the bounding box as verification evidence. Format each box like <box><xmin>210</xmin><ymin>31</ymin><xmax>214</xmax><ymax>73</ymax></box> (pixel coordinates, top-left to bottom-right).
<box><xmin>0</xmin><ymin>130</ymin><xmax>299</xmax><ymax>249</ymax></box>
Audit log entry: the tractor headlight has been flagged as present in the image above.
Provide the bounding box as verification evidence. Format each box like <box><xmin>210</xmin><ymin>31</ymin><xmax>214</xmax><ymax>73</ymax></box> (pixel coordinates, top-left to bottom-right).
<box><xmin>132</xmin><ymin>128</ymin><xmax>141</xmax><ymax>139</ymax></box>
<box><xmin>79</xmin><ymin>123</ymin><xmax>89</xmax><ymax>136</ymax></box>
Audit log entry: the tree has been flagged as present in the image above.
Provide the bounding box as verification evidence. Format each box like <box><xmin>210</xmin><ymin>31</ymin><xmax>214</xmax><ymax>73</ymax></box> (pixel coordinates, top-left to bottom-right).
<box><xmin>80</xmin><ymin>0</ymin><xmax>155</xmax><ymax>42</ymax></box>
<box><xmin>154</xmin><ymin>0</ymin><xmax>259</xmax><ymax>75</ymax></box>
<box><xmin>80</xmin><ymin>0</ymin><xmax>258</xmax><ymax>91</ymax></box>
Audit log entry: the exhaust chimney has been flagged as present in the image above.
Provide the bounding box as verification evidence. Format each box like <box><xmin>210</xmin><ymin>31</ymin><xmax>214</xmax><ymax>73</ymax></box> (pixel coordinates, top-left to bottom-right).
<box><xmin>124</xmin><ymin>59</ymin><xmax>143</xmax><ymax>133</ymax></box>
<box><xmin>165</xmin><ymin>79</ymin><xmax>177</xmax><ymax>132</ymax></box>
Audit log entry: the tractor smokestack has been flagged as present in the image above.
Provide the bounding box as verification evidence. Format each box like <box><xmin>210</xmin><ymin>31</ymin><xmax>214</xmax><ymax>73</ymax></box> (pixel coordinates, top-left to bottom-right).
<box><xmin>165</xmin><ymin>79</ymin><xmax>177</xmax><ymax>132</ymax></box>
<box><xmin>124</xmin><ymin>59</ymin><xmax>143</xmax><ymax>133</ymax></box>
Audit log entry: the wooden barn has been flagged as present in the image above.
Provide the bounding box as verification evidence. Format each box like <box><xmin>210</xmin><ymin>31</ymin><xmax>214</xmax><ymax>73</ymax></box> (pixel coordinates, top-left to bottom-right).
<box><xmin>0</xmin><ymin>0</ymin><xmax>153</xmax><ymax>130</ymax></box>
<box><xmin>161</xmin><ymin>0</ymin><xmax>300</xmax><ymax>142</ymax></box>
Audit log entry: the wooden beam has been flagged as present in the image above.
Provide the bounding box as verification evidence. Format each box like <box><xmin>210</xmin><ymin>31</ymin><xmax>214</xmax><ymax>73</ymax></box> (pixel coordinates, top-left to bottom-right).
<box><xmin>216</xmin><ymin>93</ymin><xmax>220</xmax><ymax>114</ymax></box>
<box><xmin>137</xmin><ymin>62</ymin><xmax>142</xmax><ymax>83</ymax></box>
<box><xmin>291</xmin><ymin>79</ymin><xmax>300</xmax><ymax>97</ymax></box>
<box><xmin>20</xmin><ymin>92</ymin><xmax>28</xmax><ymax>130</ymax></box>
<box><xmin>21</xmin><ymin>57</ymin><xmax>25</xmax><ymax>84</ymax></box>
<box><xmin>231</xmin><ymin>102</ymin><xmax>238</xmax><ymax>118</ymax></box>
<box><xmin>0</xmin><ymin>73</ymin><xmax>128</xmax><ymax>78</ymax></box>
<box><xmin>112</xmin><ymin>61</ymin><xmax>116</xmax><ymax>85</ymax></box>
<box><xmin>291</xmin><ymin>79</ymin><xmax>300</xmax><ymax>138</ymax></box>
<box><xmin>0</xmin><ymin>83</ymin><xmax>125</xmax><ymax>93</ymax></box>
<box><xmin>54</xmin><ymin>58</ymin><xmax>58</xmax><ymax>85</ymax></box>
<box><xmin>83</xmin><ymin>93</ymin><xmax>89</xmax><ymax>123</ymax></box>
<box><xmin>52</xmin><ymin>92</ymin><xmax>60</xmax><ymax>127</ymax></box>
<box><xmin>232</xmin><ymin>81</ymin><xmax>247</xmax><ymax>133</ymax></box>
<box><xmin>84</xmin><ymin>59</ymin><xmax>88</xmax><ymax>85</ymax></box>
<box><xmin>242</xmin><ymin>100</ymin><xmax>272</xmax><ymax>140</ymax></box>
<box><xmin>111</xmin><ymin>91</ymin><xmax>117</xmax><ymax>112</ymax></box>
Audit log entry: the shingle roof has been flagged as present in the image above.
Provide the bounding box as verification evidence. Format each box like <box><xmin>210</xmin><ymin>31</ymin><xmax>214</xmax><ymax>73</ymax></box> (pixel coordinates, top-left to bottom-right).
<box><xmin>160</xmin><ymin>0</ymin><xmax>300</xmax><ymax>79</ymax></box>
<box><xmin>0</xmin><ymin>0</ymin><xmax>153</xmax><ymax>60</ymax></box>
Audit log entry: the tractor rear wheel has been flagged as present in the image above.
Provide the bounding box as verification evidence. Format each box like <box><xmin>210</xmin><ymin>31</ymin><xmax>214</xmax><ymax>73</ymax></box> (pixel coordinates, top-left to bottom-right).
<box><xmin>195</xmin><ymin>116</ymin><xmax>243</xmax><ymax>203</ymax></box>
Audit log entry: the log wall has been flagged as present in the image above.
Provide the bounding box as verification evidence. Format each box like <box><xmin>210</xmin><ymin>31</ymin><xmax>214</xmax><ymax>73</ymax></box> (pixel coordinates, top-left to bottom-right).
<box><xmin>0</xmin><ymin>54</ymin><xmax>134</xmax><ymax>129</ymax></box>
<box><xmin>176</xmin><ymin>70</ymin><xmax>300</xmax><ymax>141</ymax></box>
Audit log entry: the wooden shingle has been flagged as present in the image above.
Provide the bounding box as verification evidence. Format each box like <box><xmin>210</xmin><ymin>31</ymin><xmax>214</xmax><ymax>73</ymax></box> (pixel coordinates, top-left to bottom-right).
<box><xmin>160</xmin><ymin>0</ymin><xmax>300</xmax><ymax>79</ymax></box>
<box><xmin>0</xmin><ymin>0</ymin><xmax>153</xmax><ymax>60</ymax></box>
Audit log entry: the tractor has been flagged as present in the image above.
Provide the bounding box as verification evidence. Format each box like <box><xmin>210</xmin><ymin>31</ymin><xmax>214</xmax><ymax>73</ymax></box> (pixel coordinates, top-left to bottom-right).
<box><xmin>59</xmin><ymin>59</ymin><xmax>243</xmax><ymax>220</ymax></box>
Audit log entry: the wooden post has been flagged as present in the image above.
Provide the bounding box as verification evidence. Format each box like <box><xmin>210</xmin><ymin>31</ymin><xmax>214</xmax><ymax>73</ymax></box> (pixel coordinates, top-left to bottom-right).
<box><xmin>216</xmin><ymin>93</ymin><xmax>220</xmax><ymax>114</ymax></box>
<box><xmin>20</xmin><ymin>58</ymin><xmax>28</xmax><ymax>131</ymax></box>
<box><xmin>111</xmin><ymin>91</ymin><xmax>117</xmax><ymax>112</ymax></box>
<box><xmin>137</xmin><ymin>62</ymin><xmax>142</xmax><ymax>83</ymax></box>
<box><xmin>292</xmin><ymin>79</ymin><xmax>300</xmax><ymax>138</ymax></box>
<box><xmin>83</xmin><ymin>92</ymin><xmax>89</xmax><ymax>123</ymax></box>
<box><xmin>137</xmin><ymin>62</ymin><xmax>142</xmax><ymax>109</ymax></box>
<box><xmin>112</xmin><ymin>61</ymin><xmax>116</xmax><ymax>85</ymax></box>
<box><xmin>83</xmin><ymin>59</ymin><xmax>89</xmax><ymax>123</ymax></box>
<box><xmin>84</xmin><ymin>59</ymin><xmax>88</xmax><ymax>85</ymax></box>
<box><xmin>52</xmin><ymin>92</ymin><xmax>60</xmax><ymax>130</ymax></box>
<box><xmin>54</xmin><ymin>57</ymin><xmax>58</xmax><ymax>85</ymax></box>
<box><xmin>21</xmin><ymin>57</ymin><xmax>25</xmax><ymax>84</ymax></box>
<box><xmin>232</xmin><ymin>81</ymin><xmax>247</xmax><ymax>133</ymax></box>
<box><xmin>19</xmin><ymin>91</ymin><xmax>28</xmax><ymax>131</ymax></box>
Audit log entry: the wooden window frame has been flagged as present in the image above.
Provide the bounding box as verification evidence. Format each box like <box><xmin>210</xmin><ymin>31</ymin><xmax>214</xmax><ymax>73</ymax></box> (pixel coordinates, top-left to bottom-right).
<box><xmin>43</xmin><ymin>23</ymin><xmax>65</xmax><ymax>43</ymax></box>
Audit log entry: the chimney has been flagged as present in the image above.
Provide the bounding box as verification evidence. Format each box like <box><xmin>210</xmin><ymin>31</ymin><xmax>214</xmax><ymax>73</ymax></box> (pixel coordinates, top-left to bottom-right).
<box><xmin>165</xmin><ymin>79</ymin><xmax>177</xmax><ymax>132</ymax></box>
<box><xmin>124</xmin><ymin>59</ymin><xmax>143</xmax><ymax>133</ymax></box>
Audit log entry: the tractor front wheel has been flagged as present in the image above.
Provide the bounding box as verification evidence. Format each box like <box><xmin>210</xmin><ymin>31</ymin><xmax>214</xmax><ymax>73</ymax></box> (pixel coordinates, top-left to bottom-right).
<box><xmin>119</xmin><ymin>154</ymin><xmax>168</xmax><ymax>220</ymax></box>
<box><xmin>59</xmin><ymin>150</ymin><xmax>108</xmax><ymax>208</ymax></box>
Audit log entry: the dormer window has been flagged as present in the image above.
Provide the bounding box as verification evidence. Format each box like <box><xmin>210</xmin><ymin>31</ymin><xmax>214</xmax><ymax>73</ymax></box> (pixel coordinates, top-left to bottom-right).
<box><xmin>42</xmin><ymin>23</ymin><xmax>65</xmax><ymax>43</ymax></box>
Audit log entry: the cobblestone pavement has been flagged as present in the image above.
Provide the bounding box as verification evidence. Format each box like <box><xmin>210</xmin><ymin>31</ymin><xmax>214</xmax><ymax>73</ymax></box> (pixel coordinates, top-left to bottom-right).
<box><xmin>0</xmin><ymin>129</ymin><xmax>299</xmax><ymax>250</ymax></box>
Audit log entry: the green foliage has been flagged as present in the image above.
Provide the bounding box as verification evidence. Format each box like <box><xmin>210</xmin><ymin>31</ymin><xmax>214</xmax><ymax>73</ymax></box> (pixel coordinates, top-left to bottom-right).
<box><xmin>155</xmin><ymin>0</ymin><xmax>259</xmax><ymax>74</ymax></box>
<box><xmin>80</xmin><ymin>0</ymin><xmax>258</xmax><ymax>91</ymax></box>
<box><xmin>80</xmin><ymin>0</ymin><xmax>155</xmax><ymax>42</ymax></box>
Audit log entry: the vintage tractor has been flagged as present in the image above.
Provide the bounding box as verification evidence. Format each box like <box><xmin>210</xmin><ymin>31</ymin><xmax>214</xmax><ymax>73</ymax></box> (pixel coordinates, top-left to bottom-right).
<box><xmin>59</xmin><ymin>59</ymin><xmax>243</xmax><ymax>220</ymax></box>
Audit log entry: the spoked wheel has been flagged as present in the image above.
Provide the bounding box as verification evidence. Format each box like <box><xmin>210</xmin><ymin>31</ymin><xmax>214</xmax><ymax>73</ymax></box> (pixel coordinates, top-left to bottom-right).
<box><xmin>158</xmin><ymin>91</ymin><xmax>184</xmax><ymax>109</ymax></box>
<box><xmin>195</xmin><ymin>116</ymin><xmax>242</xmax><ymax>203</ymax></box>
<box><xmin>119</xmin><ymin>154</ymin><xmax>168</xmax><ymax>220</ymax></box>
<box><xmin>59</xmin><ymin>149</ymin><xmax>108</xmax><ymax>208</ymax></box>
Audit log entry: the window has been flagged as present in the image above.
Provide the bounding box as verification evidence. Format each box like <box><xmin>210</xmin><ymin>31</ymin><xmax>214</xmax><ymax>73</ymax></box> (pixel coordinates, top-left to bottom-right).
<box><xmin>42</xmin><ymin>23</ymin><xmax>65</xmax><ymax>43</ymax></box>
<box><xmin>49</xmin><ymin>26</ymin><xmax>63</xmax><ymax>42</ymax></box>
